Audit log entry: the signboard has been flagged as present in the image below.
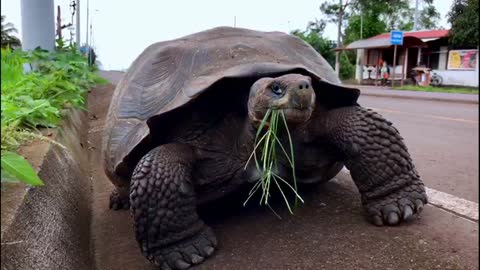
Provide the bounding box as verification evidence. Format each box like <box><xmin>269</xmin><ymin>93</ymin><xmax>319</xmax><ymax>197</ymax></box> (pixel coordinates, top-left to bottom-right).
<box><xmin>447</xmin><ymin>49</ymin><xmax>478</xmax><ymax>70</ymax></box>
<box><xmin>390</xmin><ymin>30</ymin><xmax>403</xmax><ymax>45</ymax></box>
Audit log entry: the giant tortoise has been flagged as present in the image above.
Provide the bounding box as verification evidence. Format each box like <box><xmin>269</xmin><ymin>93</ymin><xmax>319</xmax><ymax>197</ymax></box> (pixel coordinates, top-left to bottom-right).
<box><xmin>102</xmin><ymin>26</ymin><xmax>428</xmax><ymax>269</ymax></box>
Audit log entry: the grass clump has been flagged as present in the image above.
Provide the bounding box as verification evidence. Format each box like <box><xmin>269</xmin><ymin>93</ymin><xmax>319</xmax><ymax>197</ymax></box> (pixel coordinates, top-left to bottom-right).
<box><xmin>244</xmin><ymin>109</ymin><xmax>304</xmax><ymax>216</ymax></box>
<box><xmin>1</xmin><ymin>45</ymin><xmax>106</xmax><ymax>185</ymax></box>
<box><xmin>393</xmin><ymin>85</ymin><xmax>478</xmax><ymax>94</ymax></box>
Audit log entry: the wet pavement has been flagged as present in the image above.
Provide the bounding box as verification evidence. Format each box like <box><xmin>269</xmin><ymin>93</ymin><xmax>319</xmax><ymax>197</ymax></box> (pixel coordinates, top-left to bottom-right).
<box><xmin>88</xmin><ymin>73</ymin><xmax>478</xmax><ymax>270</ymax></box>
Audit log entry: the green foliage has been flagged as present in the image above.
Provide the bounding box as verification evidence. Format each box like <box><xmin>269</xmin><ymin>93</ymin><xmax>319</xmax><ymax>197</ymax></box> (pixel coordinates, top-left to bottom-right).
<box><xmin>291</xmin><ymin>30</ymin><xmax>336</xmax><ymax>68</ymax></box>
<box><xmin>1</xmin><ymin>151</ymin><xmax>43</xmax><ymax>185</ymax></box>
<box><xmin>339</xmin><ymin>51</ymin><xmax>355</xmax><ymax>80</ymax></box>
<box><xmin>420</xmin><ymin>5</ymin><xmax>441</xmax><ymax>30</ymax></box>
<box><xmin>343</xmin><ymin>14</ymin><xmax>387</xmax><ymax>45</ymax></box>
<box><xmin>317</xmin><ymin>0</ymin><xmax>440</xmax><ymax>46</ymax></box>
<box><xmin>448</xmin><ymin>0</ymin><xmax>479</xmax><ymax>47</ymax></box>
<box><xmin>1</xmin><ymin>15</ymin><xmax>21</xmax><ymax>49</ymax></box>
<box><xmin>1</xmin><ymin>47</ymin><xmax>106</xmax><ymax>185</ymax></box>
<box><xmin>245</xmin><ymin>109</ymin><xmax>303</xmax><ymax>216</ymax></box>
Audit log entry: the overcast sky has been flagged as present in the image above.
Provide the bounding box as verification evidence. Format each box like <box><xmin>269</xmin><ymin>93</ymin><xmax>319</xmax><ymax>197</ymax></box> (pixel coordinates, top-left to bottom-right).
<box><xmin>2</xmin><ymin>0</ymin><xmax>454</xmax><ymax>70</ymax></box>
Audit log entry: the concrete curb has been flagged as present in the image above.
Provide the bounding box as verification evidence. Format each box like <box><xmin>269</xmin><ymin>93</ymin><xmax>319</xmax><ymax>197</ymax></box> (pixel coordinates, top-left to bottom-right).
<box><xmin>1</xmin><ymin>109</ymin><xmax>93</xmax><ymax>270</ymax></box>
<box><xmin>361</xmin><ymin>91</ymin><xmax>479</xmax><ymax>105</ymax></box>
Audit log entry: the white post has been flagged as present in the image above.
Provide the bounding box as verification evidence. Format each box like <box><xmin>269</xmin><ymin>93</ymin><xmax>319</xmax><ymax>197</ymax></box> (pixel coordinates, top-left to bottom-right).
<box><xmin>403</xmin><ymin>48</ymin><xmax>409</xmax><ymax>79</ymax></box>
<box><xmin>20</xmin><ymin>0</ymin><xmax>55</xmax><ymax>51</ymax></box>
<box><xmin>355</xmin><ymin>49</ymin><xmax>364</xmax><ymax>83</ymax></box>
<box><xmin>417</xmin><ymin>47</ymin><xmax>422</xmax><ymax>65</ymax></box>
<box><xmin>76</xmin><ymin>0</ymin><xmax>80</xmax><ymax>47</ymax></box>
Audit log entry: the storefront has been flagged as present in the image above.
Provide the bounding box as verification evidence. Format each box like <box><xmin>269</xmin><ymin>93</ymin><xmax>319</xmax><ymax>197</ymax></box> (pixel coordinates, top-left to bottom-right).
<box><xmin>341</xmin><ymin>29</ymin><xmax>479</xmax><ymax>87</ymax></box>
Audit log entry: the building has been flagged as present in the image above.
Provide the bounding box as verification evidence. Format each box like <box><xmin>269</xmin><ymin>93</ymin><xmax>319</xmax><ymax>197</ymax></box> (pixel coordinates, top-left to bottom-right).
<box><xmin>340</xmin><ymin>29</ymin><xmax>479</xmax><ymax>87</ymax></box>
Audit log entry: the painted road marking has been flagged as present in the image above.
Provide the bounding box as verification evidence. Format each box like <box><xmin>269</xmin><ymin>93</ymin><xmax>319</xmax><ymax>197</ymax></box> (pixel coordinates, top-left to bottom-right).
<box><xmin>341</xmin><ymin>167</ymin><xmax>478</xmax><ymax>222</ymax></box>
<box><xmin>367</xmin><ymin>107</ymin><xmax>479</xmax><ymax>124</ymax></box>
<box><xmin>424</xmin><ymin>187</ymin><xmax>478</xmax><ymax>222</ymax></box>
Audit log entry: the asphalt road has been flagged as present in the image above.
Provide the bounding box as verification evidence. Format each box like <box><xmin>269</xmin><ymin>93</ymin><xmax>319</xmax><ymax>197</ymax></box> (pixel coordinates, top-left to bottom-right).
<box><xmin>91</xmin><ymin>72</ymin><xmax>478</xmax><ymax>270</ymax></box>
<box><xmin>357</xmin><ymin>95</ymin><xmax>479</xmax><ymax>203</ymax></box>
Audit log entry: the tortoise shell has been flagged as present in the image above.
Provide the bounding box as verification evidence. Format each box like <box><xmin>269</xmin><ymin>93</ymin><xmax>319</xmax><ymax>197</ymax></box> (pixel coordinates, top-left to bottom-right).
<box><xmin>102</xmin><ymin>26</ymin><xmax>359</xmax><ymax>186</ymax></box>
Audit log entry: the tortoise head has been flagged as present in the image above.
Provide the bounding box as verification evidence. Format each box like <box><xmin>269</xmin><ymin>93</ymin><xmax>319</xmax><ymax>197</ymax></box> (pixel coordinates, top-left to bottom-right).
<box><xmin>248</xmin><ymin>74</ymin><xmax>316</xmax><ymax>126</ymax></box>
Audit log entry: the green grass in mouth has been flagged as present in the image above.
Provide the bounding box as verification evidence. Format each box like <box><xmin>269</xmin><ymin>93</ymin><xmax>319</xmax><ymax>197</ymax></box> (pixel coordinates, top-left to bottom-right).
<box><xmin>244</xmin><ymin>108</ymin><xmax>304</xmax><ymax>217</ymax></box>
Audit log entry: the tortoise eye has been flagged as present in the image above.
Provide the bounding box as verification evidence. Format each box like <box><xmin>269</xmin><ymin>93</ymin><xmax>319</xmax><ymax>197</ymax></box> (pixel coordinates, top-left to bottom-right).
<box><xmin>271</xmin><ymin>84</ymin><xmax>283</xmax><ymax>95</ymax></box>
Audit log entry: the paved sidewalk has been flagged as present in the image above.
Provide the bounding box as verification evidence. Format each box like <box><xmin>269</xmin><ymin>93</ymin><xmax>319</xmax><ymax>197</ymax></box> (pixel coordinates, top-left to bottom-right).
<box><xmin>346</xmin><ymin>85</ymin><xmax>479</xmax><ymax>104</ymax></box>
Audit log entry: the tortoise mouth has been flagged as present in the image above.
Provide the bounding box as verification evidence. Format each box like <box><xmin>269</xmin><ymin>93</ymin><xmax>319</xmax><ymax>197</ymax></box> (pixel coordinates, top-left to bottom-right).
<box><xmin>251</xmin><ymin>106</ymin><xmax>314</xmax><ymax>126</ymax></box>
<box><xmin>277</xmin><ymin>106</ymin><xmax>314</xmax><ymax>124</ymax></box>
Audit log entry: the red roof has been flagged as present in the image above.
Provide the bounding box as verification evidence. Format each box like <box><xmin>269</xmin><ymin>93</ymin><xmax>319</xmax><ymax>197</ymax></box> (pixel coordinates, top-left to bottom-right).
<box><xmin>368</xmin><ymin>29</ymin><xmax>449</xmax><ymax>40</ymax></box>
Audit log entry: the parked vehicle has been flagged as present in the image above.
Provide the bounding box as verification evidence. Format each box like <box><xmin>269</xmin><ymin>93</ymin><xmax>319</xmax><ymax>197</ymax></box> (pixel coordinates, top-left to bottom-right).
<box><xmin>430</xmin><ymin>72</ymin><xmax>443</xmax><ymax>87</ymax></box>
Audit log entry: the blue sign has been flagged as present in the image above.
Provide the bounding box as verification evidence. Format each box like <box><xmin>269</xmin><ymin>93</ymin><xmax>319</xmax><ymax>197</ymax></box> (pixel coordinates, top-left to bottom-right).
<box><xmin>390</xmin><ymin>30</ymin><xmax>403</xmax><ymax>45</ymax></box>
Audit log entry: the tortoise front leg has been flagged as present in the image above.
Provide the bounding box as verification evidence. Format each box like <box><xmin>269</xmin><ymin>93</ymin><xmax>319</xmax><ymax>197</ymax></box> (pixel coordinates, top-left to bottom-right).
<box><xmin>109</xmin><ymin>185</ymin><xmax>130</xmax><ymax>210</ymax></box>
<box><xmin>315</xmin><ymin>106</ymin><xmax>428</xmax><ymax>226</ymax></box>
<box><xmin>130</xmin><ymin>144</ymin><xmax>217</xmax><ymax>270</ymax></box>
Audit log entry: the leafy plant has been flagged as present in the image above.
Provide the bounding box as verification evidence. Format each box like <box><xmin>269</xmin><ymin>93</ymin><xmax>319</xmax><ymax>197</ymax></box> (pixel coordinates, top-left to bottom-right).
<box><xmin>1</xmin><ymin>46</ymin><xmax>106</xmax><ymax>185</ymax></box>
<box><xmin>244</xmin><ymin>109</ymin><xmax>304</xmax><ymax>216</ymax></box>
<box><xmin>448</xmin><ymin>0</ymin><xmax>479</xmax><ymax>47</ymax></box>
<box><xmin>1</xmin><ymin>15</ymin><xmax>21</xmax><ymax>49</ymax></box>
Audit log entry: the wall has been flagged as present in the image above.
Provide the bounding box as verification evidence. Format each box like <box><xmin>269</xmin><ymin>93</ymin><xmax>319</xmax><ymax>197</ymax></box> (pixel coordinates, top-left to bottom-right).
<box><xmin>432</xmin><ymin>69</ymin><xmax>479</xmax><ymax>87</ymax></box>
<box><xmin>1</xmin><ymin>109</ymin><xmax>93</xmax><ymax>270</ymax></box>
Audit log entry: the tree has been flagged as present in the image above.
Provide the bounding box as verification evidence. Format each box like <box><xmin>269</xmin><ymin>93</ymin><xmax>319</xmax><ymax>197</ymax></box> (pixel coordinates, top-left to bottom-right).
<box><xmin>291</xmin><ymin>25</ymin><xmax>355</xmax><ymax>80</ymax></box>
<box><xmin>448</xmin><ymin>0</ymin><xmax>479</xmax><ymax>47</ymax></box>
<box><xmin>1</xmin><ymin>15</ymin><xmax>21</xmax><ymax>49</ymax></box>
<box><xmin>291</xmin><ymin>29</ymin><xmax>336</xmax><ymax>67</ymax></box>
<box><xmin>419</xmin><ymin>4</ymin><xmax>441</xmax><ymax>30</ymax></box>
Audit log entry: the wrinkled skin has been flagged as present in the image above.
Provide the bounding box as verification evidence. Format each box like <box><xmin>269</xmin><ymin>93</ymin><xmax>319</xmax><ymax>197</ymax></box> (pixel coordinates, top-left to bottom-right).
<box><xmin>112</xmin><ymin>74</ymin><xmax>427</xmax><ymax>270</ymax></box>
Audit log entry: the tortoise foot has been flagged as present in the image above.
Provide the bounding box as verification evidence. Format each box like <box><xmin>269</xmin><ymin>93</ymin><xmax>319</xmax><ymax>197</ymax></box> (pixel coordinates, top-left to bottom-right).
<box><xmin>109</xmin><ymin>188</ymin><xmax>130</xmax><ymax>210</ymax></box>
<box><xmin>364</xmin><ymin>181</ymin><xmax>428</xmax><ymax>226</ymax></box>
<box><xmin>149</xmin><ymin>227</ymin><xmax>217</xmax><ymax>270</ymax></box>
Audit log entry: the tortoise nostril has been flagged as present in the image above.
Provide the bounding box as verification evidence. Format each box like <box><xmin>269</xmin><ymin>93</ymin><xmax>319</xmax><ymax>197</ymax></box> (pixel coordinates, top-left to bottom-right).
<box><xmin>298</xmin><ymin>81</ymin><xmax>310</xmax><ymax>90</ymax></box>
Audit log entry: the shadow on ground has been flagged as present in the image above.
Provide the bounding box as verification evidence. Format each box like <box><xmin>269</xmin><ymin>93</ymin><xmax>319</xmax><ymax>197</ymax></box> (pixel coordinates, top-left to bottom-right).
<box><xmin>88</xmin><ymin>83</ymin><xmax>478</xmax><ymax>270</ymax></box>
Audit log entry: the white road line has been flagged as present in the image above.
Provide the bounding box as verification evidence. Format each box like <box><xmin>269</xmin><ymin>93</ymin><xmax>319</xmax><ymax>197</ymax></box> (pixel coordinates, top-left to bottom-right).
<box><xmin>367</xmin><ymin>107</ymin><xmax>479</xmax><ymax>124</ymax></box>
<box><xmin>424</xmin><ymin>187</ymin><xmax>478</xmax><ymax>222</ymax></box>
<box><xmin>341</xmin><ymin>167</ymin><xmax>478</xmax><ymax>222</ymax></box>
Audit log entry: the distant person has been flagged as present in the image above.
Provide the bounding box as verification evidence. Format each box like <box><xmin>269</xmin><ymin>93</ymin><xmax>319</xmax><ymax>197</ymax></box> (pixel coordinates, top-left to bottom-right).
<box><xmin>380</xmin><ymin>61</ymin><xmax>389</xmax><ymax>85</ymax></box>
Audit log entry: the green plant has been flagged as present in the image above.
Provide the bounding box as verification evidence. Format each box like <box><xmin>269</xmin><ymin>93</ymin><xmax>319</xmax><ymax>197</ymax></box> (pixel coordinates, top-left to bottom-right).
<box><xmin>1</xmin><ymin>46</ymin><xmax>106</xmax><ymax>185</ymax></box>
<box><xmin>340</xmin><ymin>51</ymin><xmax>355</xmax><ymax>80</ymax></box>
<box><xmin>244</xmin><ymin>109</ymin><xmax>304</xmax><ymax>216</ymax></box>
<box><xmin>1</xmin><ymin>15</ymin><xmax>21</xmax><ymax>49</ymax></box>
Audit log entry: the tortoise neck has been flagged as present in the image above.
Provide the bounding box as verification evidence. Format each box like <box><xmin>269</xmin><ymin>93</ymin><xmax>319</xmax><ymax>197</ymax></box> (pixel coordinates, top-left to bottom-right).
<box><xmin>235</xmin><ymin>118</ymin><xmax>258</xmax><ymax>160</ymax></box>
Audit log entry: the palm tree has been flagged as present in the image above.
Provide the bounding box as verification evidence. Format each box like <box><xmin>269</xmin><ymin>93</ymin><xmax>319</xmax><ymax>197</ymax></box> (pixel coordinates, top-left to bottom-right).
<box><xmin>1</xmin><ymin>15</ymin><xmax>21</xmax><ymax>49</ymax></box>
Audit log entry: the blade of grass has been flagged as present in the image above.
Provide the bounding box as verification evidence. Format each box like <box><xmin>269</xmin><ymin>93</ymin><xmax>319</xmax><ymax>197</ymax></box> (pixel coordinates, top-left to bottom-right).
<box><xmin>272</xmin><ymin>176</ymin><xmax>293</xmax><ymax>214</ymax></box>
<box><xmin>280</xmin><ymin>110</ymin><xmax>299</xmax><ymax>207</ymax></box>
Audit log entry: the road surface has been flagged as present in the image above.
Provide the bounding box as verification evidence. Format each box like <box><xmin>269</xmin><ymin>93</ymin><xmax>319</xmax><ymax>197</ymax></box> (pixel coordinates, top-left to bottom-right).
<box><xmin>357</xmin><ymin>95</ymin><xmax>479</xmax><ymax>203</ymax></box>
<box><xmin>89</xmin><ymin>72</ymin><xmax>478</xmax><ymax>270</ymax></box>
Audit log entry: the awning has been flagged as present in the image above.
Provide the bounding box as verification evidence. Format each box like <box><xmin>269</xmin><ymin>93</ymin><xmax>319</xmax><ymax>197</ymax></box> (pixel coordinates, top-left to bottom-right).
<box><xmin>336</xmin><ymin>36</ymin><xmax>428</xmax><ymax>50</ymax></box>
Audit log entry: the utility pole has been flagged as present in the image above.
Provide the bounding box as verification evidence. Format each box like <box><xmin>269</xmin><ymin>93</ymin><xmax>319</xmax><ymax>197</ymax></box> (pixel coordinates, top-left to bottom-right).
<box><xmin>56</xmin><ymin>6</ymin><xmax>63</xmax><ymax>39</ymax></box>
<box><xmin>21</xmin><ymin>0</ymin><xmax>55</xmax><ymax>51</ymax></box>
<box><xmin>86</xmin><ymin>0</ymin><xmax>89</xmax><ymax>50</ymax></box>
<box><xmin>234</xmin><ymin>16</ymin><xmax>236</xmax><ymax>27</ymax></box>
<box><xmin>360</xmin><ymin>7</ymin><xmax>363</xmax><ymax>39</ymax></box>
<box><xmin>334</xmin><ymin>0</ymin><xmax>343</xmax><ymax>76</ymax></box>
<box><xmin>76</xmin><ymin>0</ymin><xmax>80</xmax><ymax>47</ymax></box>
<box><xmin>413</xmin><ymin>0</ymin><xmax>419</xmax><ymax>31</ymax></box>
